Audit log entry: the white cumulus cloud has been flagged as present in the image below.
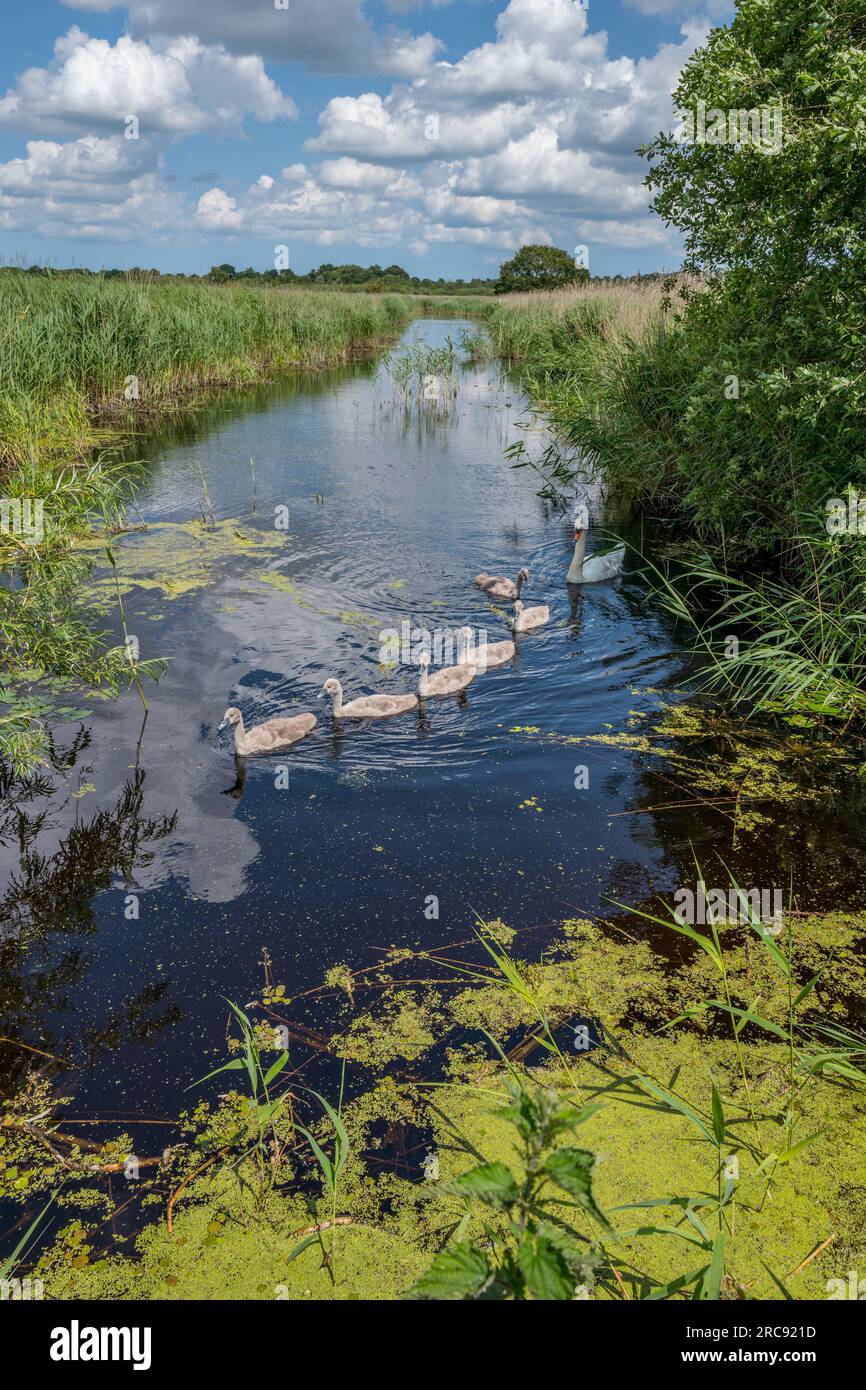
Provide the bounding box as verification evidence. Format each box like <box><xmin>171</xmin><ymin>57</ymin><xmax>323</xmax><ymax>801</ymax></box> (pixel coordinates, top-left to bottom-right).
<box><xmin>0</xmin><ymin>28</ymin><xmax>297</xmax><ymax>137</ymax></box>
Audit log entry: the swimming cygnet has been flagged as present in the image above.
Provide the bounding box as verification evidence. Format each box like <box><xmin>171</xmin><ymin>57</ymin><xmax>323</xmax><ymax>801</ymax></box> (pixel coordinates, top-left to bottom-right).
<box><xmin>218</xmin><ymin>706</ymin><xmax>316</xmax><ymax>755</ymax></box>
<box><xmin>417</xmin><ymin>651</ymin><xmax>476</xmax><ymax>698</ymax></box>
<box><xmin>510</xmin><ymin>599</ymin><xmax>550</xmax><ymax>632</ymax></box>
<box><xmin>474</xmin><ymin>567</ymin><xmax>529</xmax><ymax>601</ymax></box>
<box><xmin>457</xmin><ymin>625</ymin><xmax>516</xmax><ymax>670</ymax></box>
<box><xmin>321</xmin><ymin>678</ymin><xmax>417</xmax><ymax>720</ymax></box>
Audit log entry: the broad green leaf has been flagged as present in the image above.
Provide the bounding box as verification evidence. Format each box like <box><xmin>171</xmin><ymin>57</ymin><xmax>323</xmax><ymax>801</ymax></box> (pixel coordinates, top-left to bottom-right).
<box><xmin>543</xmin><ymin>1147</ymin><xmax>613</xmax><ymax>1235</ymax></box>
<box><xmin>631</xmin><ymin>1074</ymin><xmax>715</xmax><ymax>1145</ymax></box>
<box><xmin>722</xmin><ymin>872</ymin><xmax>791</xmax><ymax>977</ymax></box>
<box><xmin>285</xmin><ymin>1234</ymin><xmax>319</xmax><ymax>1265</ymax></box>
<box><xmin>225</xmin><ymin>998</ymin><xmax>255</xmax><ymax>1032</ymax></box>
<box><xmin>296</xmin><ymin>1124</ymin><xmax>334</xmax><ymax>1191</ymax></box>
<box><xmin>307</xmin><ymin>1086</ymin><xmax>350</xmax><ymax>1178</ymax></box>
<box><xmin>776</xmin><ymin>1129</ymin><xmax>825</xmax><ymax>1164</ymax></box>
<box><xmin>620</xmin><ymin>1224</ymin><xmax>709</xmax><ymax>1249</ymax></box>
<box><xmin>644</xmin><ymin>1264</ymin><xmax>709</xmax><ymax>1301</ymax></box>
<box><xmin>187</xmin><ymin>1057</ymin><xmax>245</xmax><ymax>1089</ymax></box>
<box><xmin>407</xmin><ymin>1242</ymin><xmax>493</xmax><ymax>1301</ymax></box>
<box><xmin>613</xmin><ymin>1195</ymin><xmax>716</xmax><ymax>1213</ymax></box>
<box><xmin>263</xmin><ymin>1051</ymin><xmax>289</xmax><ymax>1088</ymax></box>
<box><xmin>518</xmin><ymin>1234</ymin><xmax>575</xmax><ymax>1301</ymax></box>
<box><xmin>793</xmin><ymin>973</ymin><xmax>821</xmax><ymax>1008</ymax></box>
<box><xmin>696</xmin><ymin>999</ymin><xmax>789</xmax><ymax>1041</ymax></box>
<box><xmin>0</xmin><ymin>1192</ymin><xmax>56</xmax><ymax>1281</ymax></box>
<box><xmin>449</xmin><ymin>1161</ymin><xmax>518</xmax><ymax>1210</ymax></box>
<box><xmin>607</xmin><ymin>899</ymin><xmax>722</xmax><ymax>970</ymax></box>
<box><xmin>684</xmin><ymin>1205</ymin><xmax>711</xmax><ymax>1242</ymax></box>
<box><xmin>255</xmin><ymin>1101</ymin><xmax>279</xmax><ymax>1128</ymax></box>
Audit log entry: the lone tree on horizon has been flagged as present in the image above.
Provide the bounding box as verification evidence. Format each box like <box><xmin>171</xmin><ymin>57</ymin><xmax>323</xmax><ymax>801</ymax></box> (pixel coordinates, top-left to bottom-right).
<box><xmin>495</xmin><ymin>245</ymin><xmax>588</xmax><ymax>294</ymax></box>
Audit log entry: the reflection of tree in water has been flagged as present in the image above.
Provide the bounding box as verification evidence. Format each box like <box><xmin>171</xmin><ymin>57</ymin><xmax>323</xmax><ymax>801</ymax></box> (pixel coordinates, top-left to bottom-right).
<box><xmin>0</xmin><ymin>727</ymin><xmax>90</xmax><ymax>853</ymax></box>
<box><xmin>0</xmin><ymin>731</ymin><xmax>179</xmax><ymax>1095</ymax></box>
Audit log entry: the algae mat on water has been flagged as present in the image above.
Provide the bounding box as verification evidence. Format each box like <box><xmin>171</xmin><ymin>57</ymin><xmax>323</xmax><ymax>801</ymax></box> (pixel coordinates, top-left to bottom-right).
<box><xmin>75</xmin><ymin>518</ymin><xmax>291</xmax><ymax>601</ymax></box>
<box><xmin>510</xmin><ymin>699</ymin><xmax>857</xmax><ymax>838</ymax></box>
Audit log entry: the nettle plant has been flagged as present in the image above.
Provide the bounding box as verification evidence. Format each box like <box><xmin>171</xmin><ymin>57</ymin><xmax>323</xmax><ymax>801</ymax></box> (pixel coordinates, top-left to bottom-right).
<box><xmin>408</xmin><ymin>1078</ymin><xmax>608</xmax><ymax>1301</ymax></box>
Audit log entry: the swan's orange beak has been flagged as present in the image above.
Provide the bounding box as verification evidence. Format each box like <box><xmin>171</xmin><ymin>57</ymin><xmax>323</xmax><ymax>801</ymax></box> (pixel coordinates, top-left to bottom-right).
<box><xmin>574</xmin><ymin>529</ymin><xmax>584</xmax><ymax>542</ymax></box>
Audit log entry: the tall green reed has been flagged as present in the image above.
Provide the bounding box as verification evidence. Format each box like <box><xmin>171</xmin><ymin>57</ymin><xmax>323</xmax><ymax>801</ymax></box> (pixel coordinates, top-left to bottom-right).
<box><xmin>289</xmin><ymin>1063</ymin><xmax>350</xmax><ymax>1283</ymax></box>
<box><xmin>191</xmin><ymin>999</ymin><xmax>294</xmax><ymax>1213</ymax></box>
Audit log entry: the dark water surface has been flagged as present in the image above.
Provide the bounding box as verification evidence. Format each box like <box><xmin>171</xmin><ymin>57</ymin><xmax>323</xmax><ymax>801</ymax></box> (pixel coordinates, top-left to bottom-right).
<box><xmin>2</xmin><ymin>319</ymin><xmax>862</xmax><ymax>1129</ymax></box>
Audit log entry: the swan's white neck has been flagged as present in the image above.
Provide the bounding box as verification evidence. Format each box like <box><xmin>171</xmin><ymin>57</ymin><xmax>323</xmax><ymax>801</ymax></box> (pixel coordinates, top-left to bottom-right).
<box><xmin>329</xmin><ymin>683</ymin><xmax>343</xmax><ymax>715</ymax></box>
<box><xmin>418</xmin><ymin>664</ymin><xmax>431</xmax><ymax>697</ymax></box>
<box><xmin>567</xmin><ymin>532</ymin><xmax>587</xmax><ymax>582</ymax></box>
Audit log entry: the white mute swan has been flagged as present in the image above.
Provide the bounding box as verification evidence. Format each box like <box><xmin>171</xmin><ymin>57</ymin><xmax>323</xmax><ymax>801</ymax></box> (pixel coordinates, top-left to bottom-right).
<box><xmin>474</xmin><ymin>567</ymin><xmax>529</xmax><ymax>601</ymax></box>
<box><xmin>321</xmin><ymin>678</ymin><xmax>417</xmax><ymax>720</ymax></box>
<box><xmin>218</xmin><ymin>707</ymin><xmax>316</xmax><ymax>755</ymax></box>
<box><xmin>510</xmin><ymin>599</ymin><xmax>550</xmax><ymax>632</ymax></box>
<box><xmin>567</xmin><ymin>514</ymin><xmax>625</xmax><ymax>584</ymax></box>
<box><xmin>457</xmin><ymin>625</ymin><xmax>516</xmax><ymax>670</ymax></box>
<box><xmin>417</xmin><ymin>651</ymin><xmax>476</xmax><ymax>698</ymax></box>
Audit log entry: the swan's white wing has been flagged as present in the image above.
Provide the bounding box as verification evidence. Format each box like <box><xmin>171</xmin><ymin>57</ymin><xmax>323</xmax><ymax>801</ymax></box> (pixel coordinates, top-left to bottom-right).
<box><xmin>582</xmin><ymin>547</ymin><xmax>625</xmax><ymax>582</ymax></box>
<box><xmin>604</xmin><ymin>545</ymin><xmax>626</xmax><ymax>576</ymax></box>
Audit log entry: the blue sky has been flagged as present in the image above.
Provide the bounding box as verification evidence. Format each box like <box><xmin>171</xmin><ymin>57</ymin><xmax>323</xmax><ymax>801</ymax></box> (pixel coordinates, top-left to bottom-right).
<box><xmin>0</xmin><ymin>1</ymin><xmax>734</xmax><ymax>278</ymax></box>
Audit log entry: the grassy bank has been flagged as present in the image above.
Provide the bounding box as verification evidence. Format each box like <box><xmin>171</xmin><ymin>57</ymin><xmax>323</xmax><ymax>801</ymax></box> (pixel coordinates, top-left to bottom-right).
<box><xmin>486</xmin><ymin>279</ymin><xmax>697</xmax><ymax>519</ymax></box>
<box><xmin>486</xmin><ymin>275</ymin><xmax>856</xmax><ymax>553</ymax></box>
<box><xmin>486</xmin><ymin>278</ymin><xmax>744</xmax><ymax>519</ymax></box>
<box><xmin>486</xmin><ymin>280</ymin><xmax>866</xmax><ymax>729</ymax></box>
<box><xmin>0</xmin><ymin>274</ymin><xmax>420</xmax><ymax>471</ymax></box>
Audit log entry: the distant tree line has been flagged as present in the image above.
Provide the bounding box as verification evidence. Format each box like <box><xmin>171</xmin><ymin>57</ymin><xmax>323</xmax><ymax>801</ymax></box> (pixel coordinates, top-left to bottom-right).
<box><xmin>206</xmin><ymin>261</ymin><xmax>498</xmax><ymax>293</ymax></box>
<box><xmin>1</xmin><ymin>261</ymin><xmax>496</xmax><ymax>295</ymax></box>
<box><xmin>3</xmin><ymin>256</ymin><xmax>672</xmax><ymax>294</ymax></box>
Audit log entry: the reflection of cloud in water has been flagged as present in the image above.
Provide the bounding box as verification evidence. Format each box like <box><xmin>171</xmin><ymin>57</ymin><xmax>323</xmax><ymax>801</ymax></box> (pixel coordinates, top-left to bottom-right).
<box><xmin>133</xmin><ymin>756</ymin><xmax>260</xmax><ymax>905</ymax></box>
<box><xmin>104</xmin><ymin>634</ymin><xmax>262</xmax><ymax>904</ymax></box>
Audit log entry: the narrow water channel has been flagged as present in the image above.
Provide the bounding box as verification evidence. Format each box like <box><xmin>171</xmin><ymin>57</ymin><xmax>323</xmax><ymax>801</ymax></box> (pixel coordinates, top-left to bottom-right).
<box><xmin>1</xmin><ymin>319</ymin><xmax>862</xmax><ymax>1128</ymax></box>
